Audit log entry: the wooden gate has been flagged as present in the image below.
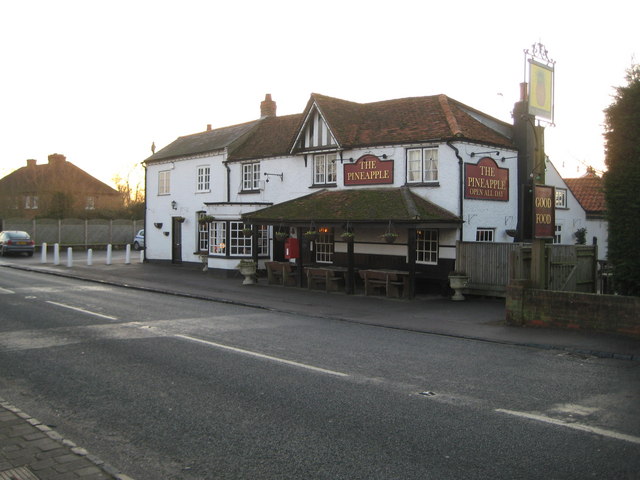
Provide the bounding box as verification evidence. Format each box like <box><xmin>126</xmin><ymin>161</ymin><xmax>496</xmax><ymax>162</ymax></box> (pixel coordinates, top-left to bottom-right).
<box><xmin>455</xmin><ymin>241</ymin><xmax>597</xmax><ymax>296</ymax></box>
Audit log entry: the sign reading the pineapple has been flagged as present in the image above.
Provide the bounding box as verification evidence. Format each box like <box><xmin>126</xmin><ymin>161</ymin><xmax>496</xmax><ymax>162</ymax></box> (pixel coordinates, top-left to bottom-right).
<box><xmin>534</xmin><ymin>185</ymin><xmax>555</xmax><ymax>239</ymax></box>
<box><xmin>528</xmin><ymin>60</ymin><xmax>554</xmax><ymax>121</ymax></box>
<box><xmin>464</xmin><ymin>157</ymin><xmax>509</xmax><ymax>201</ymax></box>
<box><xmin>344</xmin><ymin>154</ymin><xmax>394</xmax><ymax>185</ymax></box>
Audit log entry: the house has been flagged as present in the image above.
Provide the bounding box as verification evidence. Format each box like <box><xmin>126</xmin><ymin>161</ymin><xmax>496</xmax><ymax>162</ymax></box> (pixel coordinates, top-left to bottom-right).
<box><xmin>144</xmin><ymin>93</ymin><xmax>522</xmax><ymax>293</ymax></box>
<box><xmin>0</xmin><ymin>154</ymin><xmax>122</xmax><ymax>219</ymax></box>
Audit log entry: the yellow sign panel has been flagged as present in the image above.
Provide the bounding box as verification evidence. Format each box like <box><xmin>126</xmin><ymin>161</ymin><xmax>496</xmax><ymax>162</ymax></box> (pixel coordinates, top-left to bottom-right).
<box><xmin>528</xmin><ymin>60</ymin><xmax>553</xmax><ymax>121</ymax></box>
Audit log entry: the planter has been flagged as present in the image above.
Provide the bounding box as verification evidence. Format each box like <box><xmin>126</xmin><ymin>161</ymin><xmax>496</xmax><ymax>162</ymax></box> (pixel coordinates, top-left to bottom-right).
<box><xmin>340</xmin><ymin>233</ymin><xmax>355</xmax><ymax>243</ymax></box>
<box><xmin>242</xmin><ymin>228</ymin><xmax>254</xmax><ymax>237</ymax></box>
<box><xmin>275</xmin><ymin>231</ymin><xmax>289</xmax><ymax>241</ymax></box>
<box><xmin>382</xmin><ymin>233</ymin><xmax>398</xmax><ymax>244</ymax></box>
<box><xmin>237</xmin><ymin>260</ymin><xmax>257</xmax><ymax>285</ymax></box>
<box><xmin>304</xmin><ymin>231</ymin><xmax>318</xmax><ymax>241</ymax></box>
<box><xmin>448</xmin><ymin>275</ymin><xmax>469</xmax><ymax>301</ymax></box>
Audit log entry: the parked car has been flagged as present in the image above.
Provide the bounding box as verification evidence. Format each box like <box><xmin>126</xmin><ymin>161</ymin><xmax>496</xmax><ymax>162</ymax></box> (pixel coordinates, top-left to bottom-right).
<box><xmin>0</xmin><ymin>231</ymin><xmax>35</xmax><ymax>257</ymax></box>
<box><xmin>133</xmin><ymin>229</ymin><xmax>145</xmax><ymax>250</ymax></box>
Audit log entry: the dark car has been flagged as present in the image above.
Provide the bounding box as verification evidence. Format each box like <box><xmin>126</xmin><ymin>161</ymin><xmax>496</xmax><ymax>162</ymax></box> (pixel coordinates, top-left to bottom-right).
<box><xmin>0</xmin><ymin>231</ymin><xmax>35</xmax><ymax>257</ymax></box>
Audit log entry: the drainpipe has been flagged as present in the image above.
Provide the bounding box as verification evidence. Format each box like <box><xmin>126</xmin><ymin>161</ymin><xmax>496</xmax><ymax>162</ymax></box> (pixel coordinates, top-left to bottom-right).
<box><xmin>446</xmin><ymin>140</ymin><xmax>464</xmax><ymax>241</ymax></box>
<box><xmin>224</xmin><ymin>161</ymin><xmax>231</xmax><ymax>203</ymax></box>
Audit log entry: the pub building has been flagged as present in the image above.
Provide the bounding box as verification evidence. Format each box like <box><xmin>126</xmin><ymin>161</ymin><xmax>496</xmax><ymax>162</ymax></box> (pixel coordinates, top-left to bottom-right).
<box><xmin>144</xmin><ymin>93</ymin><xmax>519</xmax><ymax>296</ymax></box>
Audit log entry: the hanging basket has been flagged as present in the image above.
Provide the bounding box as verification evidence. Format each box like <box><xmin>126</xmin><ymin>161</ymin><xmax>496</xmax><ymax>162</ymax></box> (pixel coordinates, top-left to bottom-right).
<box><xmin>340</xmin><ymin>232</ymin><xmax>355</xmax><ymax>243</ymax></box>
<box><xmin>382</xmin><ymin>232</ymin><xmax>398</xmax><ymax>243</ymax></box>
<box><xmin>304</xmin><ymin>230</ymin><xmax>318</xmax><ymax>241</ymax></box>
<box><xmin>242</xmin><ymin>228</ymin><xmax>254</xmax><ymax>237</ymax></box>
<box><xmin>275</xmin><ymin>231</ymin><xmax>289</xmax><ymax>241</ymax></box>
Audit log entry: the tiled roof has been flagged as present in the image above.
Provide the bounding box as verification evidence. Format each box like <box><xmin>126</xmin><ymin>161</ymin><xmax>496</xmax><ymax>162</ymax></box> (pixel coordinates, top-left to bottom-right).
<box><xmin>242</xmin><ymin>187</ymin><xmax>461</xmax><ymax>224</ymax></box>
<box><xmin>228</xmin><ymin>114</ymin><xmax>303</xmax><ymax>161</ymax></box>
<box><xmin>309</xmin><ymin>93</ymin><xmax>514</xmax><ymax>149</ymax></box>
<box><xmin>0</xmin><ymin>159</ymin><xmax>118</xmax><ymax>195</ymax></box>
<box><xmin>564</xmin><ymin>174</ymin><xmax>606</xmax><ymax>214</ymax></box>
<box><xmin>145</xmin><ymin>120</ymin><xmax>261</xmax><ymax>163</ymax></box>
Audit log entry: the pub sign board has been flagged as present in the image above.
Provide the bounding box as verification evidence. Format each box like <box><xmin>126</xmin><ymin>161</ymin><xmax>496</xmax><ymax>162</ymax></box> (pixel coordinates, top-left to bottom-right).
<box><xmin>344</xmin><ymin>154</ymin><xmax>394</xmax><ymax>186</ymax></box>
<box><xmin>464</xmin><ymin>157</ymin><xmax>509</xmax><ymax>201</ymax></box>
<box><xmin>534</xmin><ymin>184</ymin><xmax>555</xmax><ymax>239</ymax></box>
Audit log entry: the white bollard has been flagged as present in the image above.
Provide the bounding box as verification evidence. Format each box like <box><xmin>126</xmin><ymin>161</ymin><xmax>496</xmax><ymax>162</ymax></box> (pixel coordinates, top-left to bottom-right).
<box><xmin>106</xmin><ymin>244</ymin><xmax>112</xmax><ymax>265</ymax></box>
<box><xmin>139</xmin><ymin>249</ymin><xmax>144</xmax><ymax>263</ymax></box>
<box><xmin>67</xmin><ymin>248</ymin><xmax>73</xmax><ymax>268</ymax></box>
<box><xmin>125</xmin><ymin>244</ymin><xmax>131</xmax><ymax>265</ymax></box>
<box><xmin>41</xmin><ymin>243</ymin><xmax>48</xmax><ymax>263</ymax></box>
<box><xmin>87</xmin><ymin>249</ymin><xmax>93</xmax><ymax>266</ymax></box>
<box><xmin>53</xmin><ymin>244</ymin><xmax>60</xmax><ymax>265</ymax></box>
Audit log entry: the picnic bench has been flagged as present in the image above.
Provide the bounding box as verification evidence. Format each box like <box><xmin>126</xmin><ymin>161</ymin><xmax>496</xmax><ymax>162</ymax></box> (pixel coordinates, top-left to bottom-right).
<box><xmin>265</xmin><ymin>261</ymin><xmax>297</xmax><ymax>286</ymax></box>
<box><xmin>305</xmin><ymin>267</ymin><xmax>345</xmax><ymax>293</ymax></box>
<box><xmin>359</xmin><ymin>269</ymin><xmax>408</xmax><ymax>298</ymax></box>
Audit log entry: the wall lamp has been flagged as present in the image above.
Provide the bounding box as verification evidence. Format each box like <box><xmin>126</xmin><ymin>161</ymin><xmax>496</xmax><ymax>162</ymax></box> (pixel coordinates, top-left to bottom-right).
<box><xmin>171</xmin><ymin>200</ymin><xmax>177</xmax><ymax>210</ymax></box>
<box><xmin>470</xmin><ymin>150</ymin><xmax>500</xmax><ymax>157</ymax></box>
<box><xmin>264</xmin><ymin>172</ymin><xmax>283</xmax><ymax>182</ymax></box>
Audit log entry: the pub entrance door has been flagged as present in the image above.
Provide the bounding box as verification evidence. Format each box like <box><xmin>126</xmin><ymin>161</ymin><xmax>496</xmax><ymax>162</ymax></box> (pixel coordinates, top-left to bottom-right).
<box><xmin>172</xmin><ymin>217</ymin><xmax>183</xmax><ymax>264</ymax></box>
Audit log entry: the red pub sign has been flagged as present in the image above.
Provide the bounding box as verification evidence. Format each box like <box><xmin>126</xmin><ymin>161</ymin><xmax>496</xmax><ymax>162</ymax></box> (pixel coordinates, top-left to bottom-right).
<box><xmin>464</xmin><ymin>157</ymin><xmax>509</xmax><ymax>201</ymax></box>
<box><xmin>534</xmin><ymin>184</ymin><xmax>555</xmax><ymax>239</ymax></box>
<box><xmin>344</xmin><ymin>154</ymin><xmax>394</xmax><ymax>186</ymax></box>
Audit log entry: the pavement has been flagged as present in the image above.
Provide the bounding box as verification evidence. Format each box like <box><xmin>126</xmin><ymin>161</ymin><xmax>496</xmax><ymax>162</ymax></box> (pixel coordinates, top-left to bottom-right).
<box><xmin>1</xmin><ymin>250</ymin><xmax>639</xmax><ymax>479</ymax></box>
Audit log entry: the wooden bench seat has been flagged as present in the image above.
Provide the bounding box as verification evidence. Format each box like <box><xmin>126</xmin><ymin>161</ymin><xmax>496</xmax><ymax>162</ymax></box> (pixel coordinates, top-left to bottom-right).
<box><xmin>265</xmin><ymin>261</ymin><xmax>296</xmax><ymax>286</ymax></box>
<box><xmin>359</xmin><ymin>270</ymin><xmax>406</xmax><ymax>298</ymax></box>
<box><xmin>305</xmin><ymin>267</ymin><xmax>345</xmax><ymax>292</ymax></box>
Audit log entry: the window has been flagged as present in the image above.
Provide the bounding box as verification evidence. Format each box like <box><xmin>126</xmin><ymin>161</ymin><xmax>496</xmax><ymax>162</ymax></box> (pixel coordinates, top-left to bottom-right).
<box><xmin>476</xmin><ymin>228</ymin><xmax>495</xmax><ymax>242</ymax></box>
<box><xmin>555</xmin><ymin>188</ymin><xmax>567</xmax><ymax>208</ymax></box>
<box><xmin>198</xmin><ymin>215</ymin><xmax>210</xmax><ymax>252</ymax></box>
<box><xmin>313</xmin><ymin>153</ymin><xmax>337</xmax><ymax>185</ymax></box>
<box><xmin>315</xmin><ymin>228</ymin><xmax>334</xmax><ymax>263</ymax></box>
<box><xmin>407</xmin><ymin>148</ymin><xmax>438</xmax><ymax>183</ymax></box>
<box><xmin>24</xmin><ymin>195</ymin><xmax>38</xmax><ymax>209</ymax></box>
<box><xmin>242</xmin><ymin>163</ymin><xmax>261</xmax><ymax>191</ymax></box>
<box><xmin>158</xmin><ymin>170</ymin><xmax>170</xmax><ymax>195</ymax></box>
<box><xmin>416</xmin><ymin>229</ymin><xmax>438</xmax><ymax>264</ymax></box>
<box><xmin>210</xmin><ymin>222</ymin><xmax>227</xmax><ymax>255</ymax></box>
<box><xmin>554</xmin><ymin>224</ymin><xmax>562</xmax><ymax>244</ymax></box>
<box><xmin>197</xmin><ymin>166</ymin><xmax>210</xmax><ymax>192</ymax></box>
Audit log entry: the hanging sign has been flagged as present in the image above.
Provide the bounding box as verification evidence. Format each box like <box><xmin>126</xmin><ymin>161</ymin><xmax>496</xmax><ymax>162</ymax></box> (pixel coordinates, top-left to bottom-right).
<box><xmin>464</xmin><ymin>157</ymin><xmax>509</xmax><ymax>201</ymax></box>
<box><xmin>528</xmin><ymin>60</ymin><xmax>554</xmax><ymax>121</ymax></box>
<box><xmin>534</xmin><ymin>185</ymin><xmax>555</xmax><ymax>239</ymax></box>
<box><xmin>344</xmin><ymin>154</ymin><xmax>394</xmax><ymax>186</ymax></box>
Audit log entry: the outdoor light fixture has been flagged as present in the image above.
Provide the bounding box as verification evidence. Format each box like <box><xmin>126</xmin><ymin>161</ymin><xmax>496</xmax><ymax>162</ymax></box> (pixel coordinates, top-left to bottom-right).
<box><xmin>171</xmin><ymin>200</ymin><xmax>177</xmax><ymax>210</ymax></box>
<box><xmin>470</xmin><ymin>150</ymin><xmax>500</xmax><ymax>157</ymax></box>
<box><xmin>264</xmin><ymin>172</ymin><xmax>283</xmax><ymax>182</ymax></box>
<box><xmin>154</xmin><ymin>222</ymin><xmax>163</xmax><ymax>229</ymax></box>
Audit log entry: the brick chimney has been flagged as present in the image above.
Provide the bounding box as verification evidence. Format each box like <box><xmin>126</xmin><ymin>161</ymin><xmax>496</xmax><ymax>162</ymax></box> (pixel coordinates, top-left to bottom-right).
<box><xmin>26</xmin><ymin>159</ymin><xmax>37</xmax><ymax>168</ymax></box>
<box><xmin>48</xmin><ymin>153</ymin><xmax>66</xmax><ymax>166</ymax></box>
<box><xmin>260</xmin><ymin>94</ymin><xmax>276</xmax><ymax>118</ymax></box>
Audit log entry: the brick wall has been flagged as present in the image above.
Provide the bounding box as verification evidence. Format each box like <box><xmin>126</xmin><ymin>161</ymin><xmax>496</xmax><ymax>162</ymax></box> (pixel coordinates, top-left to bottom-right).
<box><xmin>506</xmin><ymin>280</ymin><xmax>640</xmax><ymax>338</ymax></box>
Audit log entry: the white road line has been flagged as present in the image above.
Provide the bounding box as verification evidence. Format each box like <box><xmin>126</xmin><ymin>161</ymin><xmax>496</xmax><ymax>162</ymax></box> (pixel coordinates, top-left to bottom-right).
<box><xmin>45</xmin><ymin>301</ymin><xmax>119</xmax><ymax>321</ymax></box>
<box><xmin>496</xmin><ymin>408</ymin><xmax>640</xmax><ymax>445</ymax></box>
<box><xmin>175</xmin><ymin>334</ymin><xmax>349</xmax><ymax>378</ymax></box>
<box><xmin>0</xmin><ymin>287</ymin><xmax>15</xmax><ymax>294</ymax></box>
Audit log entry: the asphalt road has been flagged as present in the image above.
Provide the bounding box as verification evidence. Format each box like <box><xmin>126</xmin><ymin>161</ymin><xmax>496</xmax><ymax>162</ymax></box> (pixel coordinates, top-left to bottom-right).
<box><xmin>1</xmin><ymin>268</ymin><xmax>639</xmax><ymax>479</ymax></box>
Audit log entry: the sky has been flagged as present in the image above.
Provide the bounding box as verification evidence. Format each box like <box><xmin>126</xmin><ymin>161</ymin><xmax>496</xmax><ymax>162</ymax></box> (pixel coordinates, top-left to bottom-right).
<box><xmin>1</xmin><ymin>0</ymin><xmax>638</xmax><ymax>189</ymax></box>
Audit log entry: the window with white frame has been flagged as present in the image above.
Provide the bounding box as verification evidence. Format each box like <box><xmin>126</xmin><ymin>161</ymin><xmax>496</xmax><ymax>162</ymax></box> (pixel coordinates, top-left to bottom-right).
<box><xmin>313</xmin><ymin>153</ymin><xmax>337</xmax><ymax>185</ymax></box>
<box><xmin>476</xmin><ymin>228</ymin><xmax>495</xmax><ymax>242</ymax></box>
<box><xmin>158</xmin><ymin>170</ymin><xmax>170</xmax><ymax>195</ymax></box>
<box><xmin>210</xmin><ymin>222</ymin><xmax>227</xmax><ymax>255</ymax></box>
<box><xmin>242</xmin><ymin>163</ymin><xmax>261</xmax><ymax>191</ymax></box>
<box><xmin>24</xmin><ymin>195</ymin><xmax>38</xmax><ymax>209</ymax></box>
<box><xmin>407</xmin><ymin>148</ymin><xmax>438</xmax><ymax>183</ymax></box>
<box><xmin>315</xmin><ymin>228</ymin><xmax>334</xmax><ymax>263</ymax></box>
<box><xmin>554</xmin><ymin>224</ymin><xmax>562</xmax><ymax>244</ymax></box>
<box><xmin>197</xmin><ymin>166</ymin><xmax>211</xmax><ymax>192</ymax></box>
<box><xmin>555</xmin><ymin>188</ymin><xmax>567</xmax><ymax>208</ymax></box>
<box><xmin>198</xmin><ymin>216</ymin><xmax>210</xmax><ymax>252</ymax></box>
<box><xmin>416</xmin><ymin>229</ymin><xmax>438</xmax><ymax>264</ymax></box>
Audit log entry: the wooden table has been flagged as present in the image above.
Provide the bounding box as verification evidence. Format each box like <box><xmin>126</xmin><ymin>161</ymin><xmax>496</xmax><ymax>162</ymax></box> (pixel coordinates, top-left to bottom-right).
<box><xmin>359</xmin><ymin>269</ymin><xmax>410</xmax><ymax>298</ymax></box>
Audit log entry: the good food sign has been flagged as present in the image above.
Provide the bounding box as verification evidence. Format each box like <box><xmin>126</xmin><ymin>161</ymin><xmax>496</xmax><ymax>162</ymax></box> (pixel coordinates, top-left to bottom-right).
<box><xmin>534</xmin><ymin>185</ymin><xmax>555</xmax><ymax>239</ymax></box>
<box><xmin>464</xmin><ymin>157</ymin><xmax>509</xmax><ymax>201</ymax></box>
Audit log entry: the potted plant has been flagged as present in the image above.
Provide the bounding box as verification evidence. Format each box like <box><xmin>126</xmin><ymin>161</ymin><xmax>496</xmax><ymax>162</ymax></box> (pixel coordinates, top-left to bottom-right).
<box><xmin>275</xmin><ymin>230</ymin><xmax>289</xmax><ymax>241</ymax></box>
<box><xmin>304</xmin><ymin>229</ymin><xmax>318</xmax><ymax>241</ymax></box>
<box><xmin>448</xmin><ymin>271</ymin><xmax>469</xmax><ymax>301</ymax></box>
<box><xmin>236</xmin><ymin>259</ymin><xmax>257</xmax><ymax>285</ymax></box>
<box><xmin>242</xmin><ymin>227</ymin><xmax>254</xmax><ymax>237</ymax></box>
<box><xmin>381</xmin><ymin>232</ymin><xmax>398</xmax><ymax>243</ymax></box>
<box><xmin>340</xmin><ymin>231</ymin><xmax>355</xmax><ymax>243</ymax></box>
<box><xmin>198</xmin><ymin>215</ymin><xmax>214</xmax><ymax>224</ymax></box>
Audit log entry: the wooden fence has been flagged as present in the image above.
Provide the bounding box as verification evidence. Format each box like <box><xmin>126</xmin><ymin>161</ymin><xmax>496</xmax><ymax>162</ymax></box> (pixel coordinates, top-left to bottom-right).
<box><xmin>455</xmin><ymin>241</ymin><xmax>597</xmax><ymax>297</ymax></box>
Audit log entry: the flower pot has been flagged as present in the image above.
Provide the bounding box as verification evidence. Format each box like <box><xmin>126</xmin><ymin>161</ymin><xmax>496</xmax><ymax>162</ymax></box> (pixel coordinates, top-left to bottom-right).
<box><xmin>237</xmin><ymin>261</ymin><xmax>257</xmax><ymax>285</ymax></box>
<box><xmin>382</xmin><ymin>234</ymin><xmax>398</xmax><ymax>244</ymax></box>
<box><xmin>448</xmin><ymin>275</ymin><xmax>469</xmax><ymax>301</ymax></box>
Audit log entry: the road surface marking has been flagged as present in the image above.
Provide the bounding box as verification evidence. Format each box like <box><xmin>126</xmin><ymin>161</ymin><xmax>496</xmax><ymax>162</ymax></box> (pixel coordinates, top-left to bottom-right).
<box><xmin>496</xmin><ymin>408</ymin><xmax>640</xmax><ymax>445</ymax></box>
<box><xmin>0</xmin><ymin>287</ymin><xmax>14</xmax><ymax>294</ymax></box>
<box><xmin>45</xmin><ymin>301</ymin><xmax>119</xmax><ymax>321</ymax></box>
<box><xmin>175</xmin><ymin>334</ymin><xmax>349</xmax><ymax>378</ymax></box>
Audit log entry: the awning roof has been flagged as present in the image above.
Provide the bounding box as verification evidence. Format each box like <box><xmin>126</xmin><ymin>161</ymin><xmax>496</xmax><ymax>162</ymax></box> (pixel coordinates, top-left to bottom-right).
<box><xmin>242</xmin><ymin>188</ymin><xmax>461</xmax><ymax>225</ymax></box>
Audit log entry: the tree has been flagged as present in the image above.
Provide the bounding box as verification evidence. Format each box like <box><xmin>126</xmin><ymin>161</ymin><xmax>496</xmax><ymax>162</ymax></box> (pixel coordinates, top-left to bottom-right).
<box><xmin>113</xmin><ymin>164</ymin><xmax>145</xmax><ymax>219</ymax></box>
<box><xmin>603</xmin><ymin>64</ymin><xmax>640</xmax><ymax>295</ymax></box>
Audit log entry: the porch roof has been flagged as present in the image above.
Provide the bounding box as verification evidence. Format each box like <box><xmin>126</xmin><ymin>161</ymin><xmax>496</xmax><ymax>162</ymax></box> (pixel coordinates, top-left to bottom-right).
<box><xmin>242</xmin><ymin>187</ymin><xmax>461</xmax><ymax>225</ymax></box>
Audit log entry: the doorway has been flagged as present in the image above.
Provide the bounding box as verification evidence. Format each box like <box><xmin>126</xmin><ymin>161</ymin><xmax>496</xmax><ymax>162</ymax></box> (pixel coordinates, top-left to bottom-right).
<box><xmin>172</xmin><ymin>217</ymin><xmax>183</xmax><ymax>263</ymax></box>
